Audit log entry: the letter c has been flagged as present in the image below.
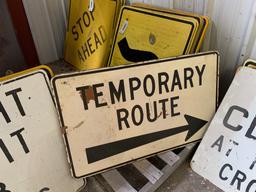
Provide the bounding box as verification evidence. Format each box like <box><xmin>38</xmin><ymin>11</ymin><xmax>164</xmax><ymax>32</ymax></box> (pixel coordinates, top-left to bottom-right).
<box><xmin>219</xmin><ymin>163</ymin><xmax>233</xmax><ymax>181</ymax></box>
<box><xmin>223</xmin><ymin>105</ymin><xmax>248</xmax><ymax>131</ymax></box>
<box><xmin>246</xmin><ymin>180</ymin><xmax>256</xmax><ymax>192</ymax></box>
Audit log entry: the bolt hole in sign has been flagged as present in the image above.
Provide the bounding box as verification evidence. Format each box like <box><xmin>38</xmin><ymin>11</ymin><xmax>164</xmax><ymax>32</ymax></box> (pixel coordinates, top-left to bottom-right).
<box><xmin>191</xmin><ymin>65</ymin><xmax>256</xmax><ymax>192</ymax></box>
<box><xmin>0</xmin><ymin>69</ymin><xmax>85</xmax><ymax>191</ymax></box>
<box><xmin>52</xmin><ymin>51</ymin><xmax>219</xmax><ymax>178</ymax></box>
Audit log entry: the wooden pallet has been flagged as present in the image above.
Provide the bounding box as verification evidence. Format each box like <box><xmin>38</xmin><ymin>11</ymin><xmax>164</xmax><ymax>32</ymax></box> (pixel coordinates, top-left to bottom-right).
<box><xmin>94</xmin><ymin>143</ymin><xmax>195</xmax><ymax>192</ymax></box>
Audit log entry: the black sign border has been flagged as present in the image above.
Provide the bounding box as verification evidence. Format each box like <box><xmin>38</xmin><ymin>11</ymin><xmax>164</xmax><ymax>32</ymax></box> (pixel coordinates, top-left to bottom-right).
<box><xmin>244</xmin><ymin>60</ymin><xmax>256</xmax><ymax>67</ymax></box>
<box><xmin>52</xmin><ymin>51</ymin><xmax>219</xmax><ymax>178</ymax></box>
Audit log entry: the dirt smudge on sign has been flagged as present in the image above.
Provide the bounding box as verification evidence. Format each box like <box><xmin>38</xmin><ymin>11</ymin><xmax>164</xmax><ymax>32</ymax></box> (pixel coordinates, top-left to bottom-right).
<box><xmin>73</xmin><ymin>121</ymin><xmax>84</xmax><ymax>130</ymax></box>
<box><xmin>61</xmin><ymin>126</ymin><xmax>68</xmax><ymax>135</ymax></box>
<box><xmin>157</xmin><ymin>111</ymin><xmax>163</xmax><ymax>119</ymax></box>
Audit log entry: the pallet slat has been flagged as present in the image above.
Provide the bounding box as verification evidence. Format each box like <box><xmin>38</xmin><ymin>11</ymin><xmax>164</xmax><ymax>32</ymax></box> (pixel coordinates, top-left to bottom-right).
<box><xmin>101</xmin><ymin>170</ymin><xmax>137</xmax><ymax>192</ymax></box>
<box><xmin>133</xmin><ymin>160</ymin><xmax>163</xmax><ymax>184</ymax></box>
<box><xmin>117</xmin><ymin>164</ymin><xmax>148</xmax><ymax>190</ymax></box>
<box><xmin>158</xmin><ymin>151</ymin><xmax>180</xmax><ymax>166</ymax></box>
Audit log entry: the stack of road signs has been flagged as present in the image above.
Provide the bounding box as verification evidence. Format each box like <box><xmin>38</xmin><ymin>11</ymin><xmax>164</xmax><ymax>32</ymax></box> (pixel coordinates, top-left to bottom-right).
<box><xmin>52</xmin><ymin>51</ymin><xmax>219</xmax><ymax>178</ymax></box>
<box><xmin>0</xmin><ymin>66</ymin><xmax>85</xmax><ymax>191</ymax></box>
<box><xmin>132</xmin><ymin>3</ymin><xmax>209</xmax><ymax>54</ymax></box>
<box><xmin>64</xmin><ymin>0</ymin><xmax>125</xmax><ymax>70</ymax></box>
<box><xmin>108</xmin><ymin>6</ymin><xmax>209</xmax><ymax>67</ymax></box>
<box><xmin>191</xmin><ymin>62</ymin><xmax>256</xmax><ymax>192</ymax></box>
<box><xmin>0</xmin><ymin>65</ymin><xmax>54</xmax><ymax>81</ymax></box>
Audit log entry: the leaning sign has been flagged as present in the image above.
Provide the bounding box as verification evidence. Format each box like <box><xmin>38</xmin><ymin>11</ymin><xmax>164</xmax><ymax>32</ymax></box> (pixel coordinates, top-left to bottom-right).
<box><xmin>0</xmin><ymin>70</ymin><xmax>84</xmax><ymax>191</ymax></box>
<box><xmin>192</xmin><ymin>67</ymin><xmax>256</xmax><ymax>192</ymax></box>
<box><xmin>64</xmin><ymin>0</ymin><xmax>125</xmax><ymax>70</ymax></box>
<box><xmin>52</xmin><ymin>51</ymin><xmax>219</xmax><ymax>178</ymax></box>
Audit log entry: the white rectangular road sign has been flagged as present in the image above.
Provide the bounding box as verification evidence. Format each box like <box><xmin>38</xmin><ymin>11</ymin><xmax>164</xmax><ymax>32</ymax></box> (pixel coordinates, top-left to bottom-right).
<box><xmin>0</xmin><ymin>70</ymin><xmax>85</xmax><ymax>191</ymax></box>
<box><xmin>52</xmin><ymin>51</ymin><xmax>219</xmax><ymax>178</ymax></box>
<box><xmin>191</xmin><ymin>67</ymin><xmax>256</xmax><ymax>192</ymax></box>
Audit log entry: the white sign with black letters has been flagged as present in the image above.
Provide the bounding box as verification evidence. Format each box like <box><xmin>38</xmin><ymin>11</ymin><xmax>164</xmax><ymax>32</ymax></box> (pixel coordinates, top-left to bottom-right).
<box><xmin>53</xmin><ymin>52</ymin><xmax>218</xmax><ymax>178</ymax></box>
<box><xmin>0</xmin><ymin>70</ymin><xmax>84</xmax><ymax>191</ymax></box>
<box><xmin>192</xmin><ymin>67</ymin><xmax>256</xmax><ymax>192</ymax></box>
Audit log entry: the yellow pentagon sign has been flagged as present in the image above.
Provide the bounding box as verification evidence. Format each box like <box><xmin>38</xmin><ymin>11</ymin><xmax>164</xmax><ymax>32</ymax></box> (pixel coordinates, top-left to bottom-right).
<box><xmin>108</xmin><ymin>6</ymin><xmax>199</xmax><ymax>67</ymax></box>
<box><xmin>0</xmin><ymin>65</ymin><xmax>54</xmax><ymax>81</ymax></box>
<box><xmin>64</xmin><ymin>0</ymin><xmax>124</xmax><ymax>70</ymax></box>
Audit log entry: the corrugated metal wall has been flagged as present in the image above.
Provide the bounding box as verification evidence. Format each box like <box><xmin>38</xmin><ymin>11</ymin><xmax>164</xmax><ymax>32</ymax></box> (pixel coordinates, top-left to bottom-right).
<box><xmin>206</xmin><ymin>0</ymin><xmax>254</xmax><ymax>96</ymax></box>
<box><xmin>22</xmin><ymin>0</ymin><xmax>68</xmax><ymax>64</ymax></box>
<box><xmin>23</xmin><ymin>0</ymin><xmax>256</xmax><ymax>94</ymax></box>
<box><xmin>130</xmin><ymin>0</ymin><xmax>206</xmax><ymax>14</ymax></box>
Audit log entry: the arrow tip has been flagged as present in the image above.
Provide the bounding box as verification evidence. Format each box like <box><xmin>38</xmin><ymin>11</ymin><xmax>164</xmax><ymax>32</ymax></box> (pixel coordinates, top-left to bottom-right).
<box><xmin>184</xmin><ymin>115</ymin><xmax>208</xmax><ymax>141</ymax></box>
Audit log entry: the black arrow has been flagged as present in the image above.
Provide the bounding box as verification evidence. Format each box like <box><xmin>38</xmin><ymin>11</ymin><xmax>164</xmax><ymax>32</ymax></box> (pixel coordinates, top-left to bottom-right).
<box><xmin>118</xmin><ymin>37</ymin><xmax>158</xmax><ymax>62</ymax></box>
<box><xmin>86</xmin><ymin>115</ymin><xmax>207</xmax><ymax>164</ymax></box>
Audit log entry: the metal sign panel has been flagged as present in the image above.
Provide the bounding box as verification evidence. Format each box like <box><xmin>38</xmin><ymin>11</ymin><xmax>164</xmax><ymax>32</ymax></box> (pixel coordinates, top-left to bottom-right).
<box><xmin>0</xmin><ymin>65</ymin><xmax>54</xmax><ymax>81</ymax></box>
<box><xmin>131</xmin><ymin>3</ymin><xmax>209</xmax><ymax>53</ymax></box>
<box><xmin>191</xmin><ymin>67</ymin><xmax>256</xmax><ymax>192</ymax></box>
<box><xmin>52</xmin><ymin>51</ymin><xmax>219</xmax><ymax>178</ymax></box>
<box><xmin>108</xmin><ymin>6</ymin><xmax>199</xmax><ymax>67</ymax></box>
<box><xmin>64</xmin><ymin>0</ymin><xmax>124</xmax><ymax>70</ymax></box>
<box><xmin>0</xmin><ymin>70</ymin><xmax>85</xmax><ymax>191</ymax></box>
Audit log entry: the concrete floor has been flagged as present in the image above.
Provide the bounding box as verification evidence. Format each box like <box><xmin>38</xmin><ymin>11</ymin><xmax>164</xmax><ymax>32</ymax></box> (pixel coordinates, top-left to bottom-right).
<box><xmin>155</xmin><ymin>160</ymin><xmax>222</xmax><ymax>192</ymax></box>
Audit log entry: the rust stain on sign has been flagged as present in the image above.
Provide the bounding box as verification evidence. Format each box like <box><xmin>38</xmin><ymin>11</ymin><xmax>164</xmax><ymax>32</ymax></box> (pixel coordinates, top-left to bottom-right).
<box><xmin>78</xmin><ymin>86</ymin><xmax>95</xmax><ymax>103</ymax></box>
<box><xmin>61</xmin><ymin>126</ymin><xmax>68</xmax><ymax>135</ymax></box>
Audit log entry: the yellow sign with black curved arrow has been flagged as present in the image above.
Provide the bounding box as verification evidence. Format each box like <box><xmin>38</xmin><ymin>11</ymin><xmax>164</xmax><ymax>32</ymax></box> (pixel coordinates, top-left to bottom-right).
<box><xmin>108</xmin><ymin>6</ymin><xmax>208</xmax><ymax>67</ymax></box>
